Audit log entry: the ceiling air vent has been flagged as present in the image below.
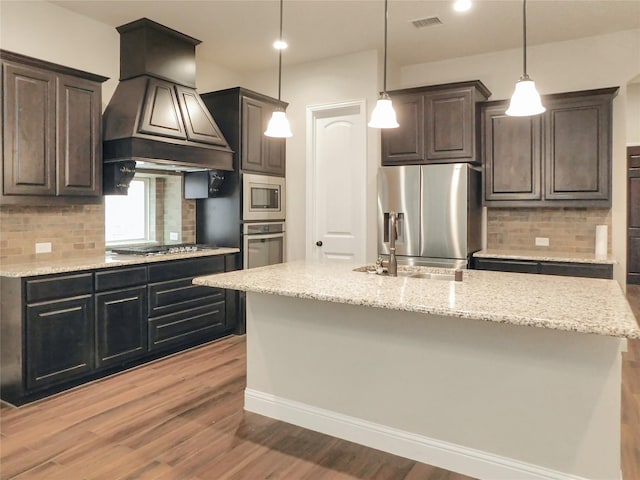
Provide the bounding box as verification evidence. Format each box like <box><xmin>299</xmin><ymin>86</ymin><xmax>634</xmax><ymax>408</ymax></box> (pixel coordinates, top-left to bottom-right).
<box><xmin>411</xmin><ymin>16</ymin><xmax>443</xmax><ymax>29</ymax></box>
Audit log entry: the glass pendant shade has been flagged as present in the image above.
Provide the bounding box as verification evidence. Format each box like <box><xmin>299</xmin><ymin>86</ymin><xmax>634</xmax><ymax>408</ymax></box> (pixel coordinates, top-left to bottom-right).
<box><xmin>264</xmin><ymin>109</ymin><xmax>292</xmax><ymax>138</ymax></box>
<box><xmin>368</xmin><ymin>96</ymin><xmax>399</xmax><ymax>128</ymax></box>
<box><xmin>506</xmin><ymin>76</ymin><xmax>545</xmax><ymax>116</ymax></box>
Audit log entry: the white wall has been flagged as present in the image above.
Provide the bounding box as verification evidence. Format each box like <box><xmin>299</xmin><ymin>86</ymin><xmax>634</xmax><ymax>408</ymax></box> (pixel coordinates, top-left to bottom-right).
<box><xmin>402</xmin><ymin>29</ymin><xmax>640</xmax><ymax>286</ymax></box>
<box><xmin>0</xmin><ymin>0</ymin><xmax>120</xmax><ymax>107</ymax></box>
<box><xmin>239</xmin><ymin>50</ymin><xmax>381</xmax><ymax>262</ymax></box>
<box><xmin>628</xmin><ymin>82</ymin><xmax>640</xmax><ymax>145</ymax></box>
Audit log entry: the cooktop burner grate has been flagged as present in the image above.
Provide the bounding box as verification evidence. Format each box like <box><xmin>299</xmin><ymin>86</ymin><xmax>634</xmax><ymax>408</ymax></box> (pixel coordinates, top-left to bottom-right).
<box><xmin>110</xmin><ymin>244</ymin><xmax>218</xmax><ymax>256</ymax></box>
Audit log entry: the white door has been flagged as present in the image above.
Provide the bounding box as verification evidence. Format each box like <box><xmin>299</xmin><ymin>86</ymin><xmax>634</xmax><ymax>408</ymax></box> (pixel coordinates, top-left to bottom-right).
<box><xmin>306</xmin><ymin>100</ymin><xmax>367</xmax><ymax>263</ymax></box>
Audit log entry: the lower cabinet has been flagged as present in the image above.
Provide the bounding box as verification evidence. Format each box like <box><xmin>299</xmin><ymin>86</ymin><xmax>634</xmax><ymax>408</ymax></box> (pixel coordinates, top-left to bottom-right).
<box><xmin>26</xmin><ymin>295</ymin><xmax>94</xmax><ymax>390</ymax></box>
<box><xmin>96</xmin><ymin>286</ymin><xmax>147</xmax><ymax>368</ymax></box>
<box><xmin>474</xmin><ymin>257</ymin><xmax>613</xmax><ymax>279</ymax></box>
<box><xmin>0</xmin><ymin>254</ymin><xmax>238</xmax><ymax>405</ymax></box>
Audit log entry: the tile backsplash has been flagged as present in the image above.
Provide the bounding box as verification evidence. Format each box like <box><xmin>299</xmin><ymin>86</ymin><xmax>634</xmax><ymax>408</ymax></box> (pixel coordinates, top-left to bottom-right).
<box><xmin>0</xmin><ymin>179</ymin><xmax>197</xmax><ymax>265</ymax></box>
<box><xmin>487</xmin><ymin>208</ymin><xmax>612</xmax><ymax>254</ymax></box>
<box><xmin>0</xmin><ymin>204</ymin><xmax>106</xmax><ymax>264</ymax></box>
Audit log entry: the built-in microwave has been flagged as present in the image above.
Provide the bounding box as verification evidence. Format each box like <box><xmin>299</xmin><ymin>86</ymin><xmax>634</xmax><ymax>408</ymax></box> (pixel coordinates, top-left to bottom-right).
<box><xmin>242</xmin><ymin>173</ymin><xmax>285</xmax><ymax>221</ymax></box>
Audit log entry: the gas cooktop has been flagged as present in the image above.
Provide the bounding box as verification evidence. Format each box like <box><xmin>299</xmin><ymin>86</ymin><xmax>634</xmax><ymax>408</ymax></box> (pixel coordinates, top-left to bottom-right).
<box><xmin>110</xmin><ymin>243</ymin><xmax>219</xmax><ymax>256</ymax></box>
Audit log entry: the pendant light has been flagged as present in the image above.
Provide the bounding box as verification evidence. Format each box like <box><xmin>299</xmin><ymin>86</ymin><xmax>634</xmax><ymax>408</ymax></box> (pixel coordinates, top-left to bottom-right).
<box><xmin>265</xmin><ymin>0</ymin><xmax>292</xmax><ymax>138</ymax></box>
<box><xmin>506</xmin><ymin>0</ymin><xmax>545</xmax><ymax>116</ymax></box>
<box><xmin>368</xmin><ymin>0</ymin><xmax>399</xmax><ymax>129</ymax></box>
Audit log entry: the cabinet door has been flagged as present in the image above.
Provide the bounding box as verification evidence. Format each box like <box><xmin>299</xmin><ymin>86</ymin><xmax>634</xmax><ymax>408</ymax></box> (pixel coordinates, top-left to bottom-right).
<box><xmin>425</xmin><ymin>87</ymin><xmax>474</xmax><ymax>162</ymax></box>
<box><xmin>628</xmin><ymin>147</ymin><xmax>640</xmax><ymax>284</ymax></box>
<box><xmin>2</xmin><ymin>62</ymin><xmax>56</xmax><ymax>196</ymax></box>
<box><xmin>264</xmin><ymin>135</ymin><xmax>286</xmax><ymax>176</ymax></box>
<box><xmin>96</xmin><ymin>286</ymin><xmax>147</xmax><ymax>368</ymax></box>
<box><xmin>544</xmin><ymin>95</ymin><xmax>611</xmax><ymax>202</ymax></box>
<box><xmin>381</xmin><ymin>93</ymin><xmax>424</xmax><ymax>165</ymax></box>
<box><xmin>483</xmin><ymin>104</ymin><xmax>542</xmax><ymax>202</ymax></box>
<box><xmin>26</xmin><ymin>296</ymin><xmax>94</xmax><ymax>390</ymax></box>
<box><xmin>56</xmin><ymin>74</ymin><xmax>102</xmax><ymax>197</ymax></box>
<box><xmin>241</xmin><ymin>96</ymin><xmax>267</xmax><ymax>172</ymax></box>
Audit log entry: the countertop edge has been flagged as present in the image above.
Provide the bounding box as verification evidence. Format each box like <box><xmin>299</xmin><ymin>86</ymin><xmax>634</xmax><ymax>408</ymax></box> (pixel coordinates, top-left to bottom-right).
<box><xmin>192</xmin><ymin>274</ymin><xmax>640</xmax><ymax>341</ymax></box>
<box><xmin>0</xmin><ymin>248</ymin><xmax>241</xmax><ymax>278</ymax></box>
<box><xmin>473</xmin><ymin>250</ymin><xmax>616</xmax><ymax>265</ymax></box>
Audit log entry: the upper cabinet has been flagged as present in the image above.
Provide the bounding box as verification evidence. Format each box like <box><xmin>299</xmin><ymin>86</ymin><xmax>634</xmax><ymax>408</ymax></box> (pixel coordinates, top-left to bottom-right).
<box><xmin>1</xmin><ymin>50</ymin><xmax>108</xmax><ymax>205</ymax></box>
<box><xmin>382</xmin><ymin>81</ymin><xmax>491</xmax><ymax>166</ymax></box>
<box><xmin>482</xmin><ymin>87</ymin><xmax>618</xmax><ymax>207</ymax></box>
<box><xmin>201</xmin><ymin>87</ymin><xmax>287</xmax><ymax>177</ymax></box>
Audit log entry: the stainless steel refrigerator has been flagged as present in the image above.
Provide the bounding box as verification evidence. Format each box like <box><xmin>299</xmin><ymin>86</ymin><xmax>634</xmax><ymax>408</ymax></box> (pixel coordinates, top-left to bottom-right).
<box><xmin>378</xmin><ymin>163</ymin><xmax>482</xmax><ymax>269</ymax></box>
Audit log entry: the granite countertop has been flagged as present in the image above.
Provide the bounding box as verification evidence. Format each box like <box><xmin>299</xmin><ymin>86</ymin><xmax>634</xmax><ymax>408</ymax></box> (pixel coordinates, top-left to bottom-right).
<box><xmin>193</xmin><ymin>260</ymin><xmax>640</xmax><ymax>340</ymax></box>
<box><xmin>473</xmin><ymin>249</ymin><xmax>616</xmax><ymax>264</ymax></box>
<box><xmin>0</xmin><ymin>248</ymin><xmax>240</xmax><ymax>278</ymax></box>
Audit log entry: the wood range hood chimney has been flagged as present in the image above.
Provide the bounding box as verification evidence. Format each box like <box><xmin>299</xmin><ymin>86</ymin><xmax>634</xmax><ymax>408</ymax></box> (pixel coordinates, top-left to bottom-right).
<box><xmin>102</xmin><ymin>18</ymin><xmax>233</xmax><ymax>194</ymax></box>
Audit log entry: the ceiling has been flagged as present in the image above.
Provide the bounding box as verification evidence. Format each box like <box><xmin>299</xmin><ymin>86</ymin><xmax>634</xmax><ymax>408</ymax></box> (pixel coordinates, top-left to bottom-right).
<box><xmin>52</xmin><ymin>0</ymin><xmax>640</xmax><ymax>74</ymax></box>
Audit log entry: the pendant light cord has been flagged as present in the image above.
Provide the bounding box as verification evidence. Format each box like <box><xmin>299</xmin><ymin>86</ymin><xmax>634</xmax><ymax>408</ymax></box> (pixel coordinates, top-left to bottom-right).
<box><xmin>522</xmin><ymin>0</ymin><xmax>528</xmax><ymax>78</ymax></box>
<box><xmin>277</xmin><ymin>0</ymin><xmax>284</xmax><ymax>101</ymax></box>
<box><xmin>383</xmin><ymin>0</ymin><xmax>388</xmax><ymax>93</ymax></box>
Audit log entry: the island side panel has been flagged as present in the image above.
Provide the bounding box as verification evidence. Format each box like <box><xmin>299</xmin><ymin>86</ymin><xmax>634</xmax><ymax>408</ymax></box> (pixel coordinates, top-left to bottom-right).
<box><xmin>244</xmin><ymin>292</ymin><xmax>623</xmax><ymax>480</ymax></box>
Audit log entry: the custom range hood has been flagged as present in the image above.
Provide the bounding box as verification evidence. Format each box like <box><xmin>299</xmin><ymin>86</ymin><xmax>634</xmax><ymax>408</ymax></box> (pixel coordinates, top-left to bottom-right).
<box><xmin>103</xmin><ymin>18</ymin><xmax>233</xmax><ymax>193</ymax></box>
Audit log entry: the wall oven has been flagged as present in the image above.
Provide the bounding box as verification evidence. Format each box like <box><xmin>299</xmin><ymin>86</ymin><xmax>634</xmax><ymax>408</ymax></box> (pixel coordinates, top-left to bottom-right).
<box><xmin>243</xmin><ymin>222</ymin><xmax>285</xmax><ymax>269</ymax></box>
<box><xmin>242</xmin><ymin>173</ymin><xmax>285</xmax><ymax>222</ymax></box>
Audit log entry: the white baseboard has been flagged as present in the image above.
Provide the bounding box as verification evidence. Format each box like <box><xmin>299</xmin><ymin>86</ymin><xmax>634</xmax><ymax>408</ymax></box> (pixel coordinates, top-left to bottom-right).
<box><xmin>244</xmin><ymin>388</ymin><xmax>592</xmax><ymax>480</ymax></box>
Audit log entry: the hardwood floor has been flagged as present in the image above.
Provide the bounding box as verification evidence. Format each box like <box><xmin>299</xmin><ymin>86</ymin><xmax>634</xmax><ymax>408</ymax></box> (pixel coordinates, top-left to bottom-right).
<box><xmin>0</xmin><ymin>337</ymin><xmax>473</xmax><ymax>480</ymax></box>
<box><xmin>1</xmin><ymin>287</ymin><xmax>639</xmax><ymax>480</ymax></box>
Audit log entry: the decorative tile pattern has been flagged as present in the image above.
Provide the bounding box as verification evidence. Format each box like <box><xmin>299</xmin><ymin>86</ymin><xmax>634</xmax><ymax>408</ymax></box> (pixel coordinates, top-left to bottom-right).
<box><xmin>0</xmin><ymin>248</ymin><xmax>239</xmax><ymax>278</ymax></box>
<box><xmin>193</xmin><ymin>261</ymin><xmax>640</xmax><ymax>340</ymax></box>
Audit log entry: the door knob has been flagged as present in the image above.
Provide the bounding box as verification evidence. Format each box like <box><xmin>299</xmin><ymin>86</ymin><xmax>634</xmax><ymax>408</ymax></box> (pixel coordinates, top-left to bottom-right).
<box><xmin>316</xmin><ymin>241</ymin><xmax>323</xmax><ymax>247</ymax></box>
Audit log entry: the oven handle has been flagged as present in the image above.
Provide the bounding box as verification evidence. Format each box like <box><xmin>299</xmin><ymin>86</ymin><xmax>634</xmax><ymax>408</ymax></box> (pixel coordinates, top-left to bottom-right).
<box><xmin>244</xmin><ymin>232</ymin><xmax>285</xmax><ymax>240</ymax></box>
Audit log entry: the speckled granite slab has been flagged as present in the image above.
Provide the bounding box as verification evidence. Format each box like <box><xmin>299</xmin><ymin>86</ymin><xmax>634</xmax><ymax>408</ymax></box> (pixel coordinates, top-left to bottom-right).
<box><xmin>473</xmin><ymin>249</ymin><xmax>616</xmax><ymax>264</ymax></box>
<box><xmin>193</xmin><ymin>260</ymin><xmax>640</xmax><ymax>340</ymax></box>
<box><xmin>0</xmin><ymin>248</ymin><xmax>240</xmax><ymax>278</ymax></box>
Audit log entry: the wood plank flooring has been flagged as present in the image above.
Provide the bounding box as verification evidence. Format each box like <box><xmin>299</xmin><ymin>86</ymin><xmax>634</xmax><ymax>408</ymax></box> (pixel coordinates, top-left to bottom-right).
<box><xmin>1</xmin><ymin>286</ymin><xmax>639</xmax><ymax>480</ymax></box>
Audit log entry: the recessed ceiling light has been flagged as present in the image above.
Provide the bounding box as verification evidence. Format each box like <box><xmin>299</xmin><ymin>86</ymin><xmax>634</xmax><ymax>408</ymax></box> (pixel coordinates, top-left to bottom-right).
<box><xmin>273</xmin><ymin>40</ymin><xmax>288</xmax><ymax>50</ymax></box>
<box><xmin>453</xmin><ymin>0</ymin><xmax>472</xmax><ymax>12</ymax></box>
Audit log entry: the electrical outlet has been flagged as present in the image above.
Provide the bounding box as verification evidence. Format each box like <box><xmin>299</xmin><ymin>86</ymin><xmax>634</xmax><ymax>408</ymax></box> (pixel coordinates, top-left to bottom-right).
<box><xmin>169</xmin><ymin>232</ymin><xmax>179</xmax><ymax>241</ymax></box>
<box><xmin>535</xmin><ymin>237</ymin><xmax>550</xmax><ymax>247</ymax></box>
<box><xmin>35</xmin><ymin>242</ymin><xmax>52</xmax><ymax>254</ymax></box>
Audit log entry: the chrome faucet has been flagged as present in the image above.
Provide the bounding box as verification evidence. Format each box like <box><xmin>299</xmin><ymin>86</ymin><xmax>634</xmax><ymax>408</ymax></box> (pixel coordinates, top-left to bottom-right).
<box><xmin>388</xmin><ymin>211</ymin><xmax>398</xmax><ymax>277</ymax></box>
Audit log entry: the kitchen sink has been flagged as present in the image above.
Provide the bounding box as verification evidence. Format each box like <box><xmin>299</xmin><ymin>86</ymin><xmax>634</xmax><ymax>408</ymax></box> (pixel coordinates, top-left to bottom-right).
<box><xmin>353</xmin><ymin>266</ymin><xmax>458</xmax><ymax>281</ymax></box>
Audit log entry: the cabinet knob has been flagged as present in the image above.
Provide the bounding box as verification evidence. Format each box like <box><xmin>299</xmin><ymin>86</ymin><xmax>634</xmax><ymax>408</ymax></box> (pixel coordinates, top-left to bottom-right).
<box><xmin>316</xmin><ymin>241</ymin><xmax>323</xmax><ymax>247</ymax></box>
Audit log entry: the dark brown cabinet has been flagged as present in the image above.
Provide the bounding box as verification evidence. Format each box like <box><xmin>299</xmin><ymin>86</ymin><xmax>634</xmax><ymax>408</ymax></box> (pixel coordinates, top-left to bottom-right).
<box><xmin>482</xmin><ymin>87</ymin><xmax>617</xmax><ymax>207</ymax></box>
<box><xmin>201</xmin><ymin>87</ymin><xmax>287</xmax><ymax>176</ymax></box>
<box><xmin>23</xmin><ymin>273</ymin><xmax>94</xmax><ymax>391</ymax></box>
<box><xmin>1</xmin><ymin>50</ymin><xmax>107</xmax><ymax>205</ymax></box>
<box><xmin>0</xmin><ymin>254</ymin><xmax>238</xmax><ymax>405</ymax></box>
<box><xmin>628</xmin><ymin>146</ymin><xmax>640</xmax><ymax>284</ymax></box>
<box><xmin>474</xmin><ymin>257</ymin><xmax>613</xmax><ymax>279</ymax></box>
<box><xmin>382</xmin><ymin>81</ymin><xmax>491</xmax><ymax>166</ymax></box>
<box><xmin>95</xmin><ymin>266</ymin><xmax>148</xmax><ymax>368</ymax></box>
<box><xmin>147</xmin><ymin>256</ymin><xmax>226</xmax><ymax>352</ymax></box>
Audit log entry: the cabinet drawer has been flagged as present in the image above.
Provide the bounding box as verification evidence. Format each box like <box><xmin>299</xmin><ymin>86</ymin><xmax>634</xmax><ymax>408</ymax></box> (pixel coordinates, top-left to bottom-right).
<box><xmin>26</xmin><ymin>273</ymin><xmax>93</xmax><ymax>303</ymax></box>
<box><xmin>95</xmin><ymin>266</ymin><xmax>147</xmax><ymax>292</ymax></box>
<box><xmin>474</xmin><ymin>258</ymin><xmax>538</xmax><ymax>274</ymax></box>
<box><xmin>148</xmin><ymin>278</ymin><xmax>225</xmax><ymax>318</ymax></box>
<box><xmin>148</xmin><ymin>301</ymin><xmax>226</xmax><ymax>352</ymax></box>
<box><xmin>148</xmin><ymin>256</ymin><xmax>224</xmax><ymax>283</ymax></box>
<box><xmin>538</xmin><ymin>262</ymin><xmax>612</xmax><ymax>279</ymax></box>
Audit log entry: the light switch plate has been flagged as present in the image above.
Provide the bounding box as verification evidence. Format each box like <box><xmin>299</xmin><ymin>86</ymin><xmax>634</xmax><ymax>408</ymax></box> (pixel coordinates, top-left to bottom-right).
<box><xmin>35</xmin><ymin>242</ymin><xmax>52</xmax><ymax>254</ymax></box>
<box><xmin>169</xmin><ymin>232</ymin><xmax>179</xmax><ymax>241</ymax></box>
<box><xmin>535</xmin><ymin>237</ymin><xmax>550</xmax><ymax>247</ymax></box>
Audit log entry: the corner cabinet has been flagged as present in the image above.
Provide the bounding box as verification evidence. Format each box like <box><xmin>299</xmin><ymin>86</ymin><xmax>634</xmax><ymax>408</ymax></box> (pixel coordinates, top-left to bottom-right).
<box><xmin>0</xmin><ymin>254</ymin><xmax>239</xmax><ymax>406</ymax></box>
<box><xmin>382</xmin><ymin>81</ymin><xmax>491</xmax><ymax>166</ymax></box>
<box><xmin>1</xmin><ymin>50</ymin><xmax>108</xmax><ymax>205</ymax></box>
<box><xmin>482</xmin><ymin>87</ymin><xmax>618</xmax><ymax>207</ymax></box>
<box><xmin>201</xmin><ymin>87</ymin><xmax>287</xmax><ymax>177</ymax></box>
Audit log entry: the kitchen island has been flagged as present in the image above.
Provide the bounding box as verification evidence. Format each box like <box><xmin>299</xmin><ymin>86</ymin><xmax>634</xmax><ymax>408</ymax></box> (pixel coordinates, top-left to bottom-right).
<box><xmin>193</xmin><ymin>261</ymin><xmax>640</xmax><ymax>480</ymax></box>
